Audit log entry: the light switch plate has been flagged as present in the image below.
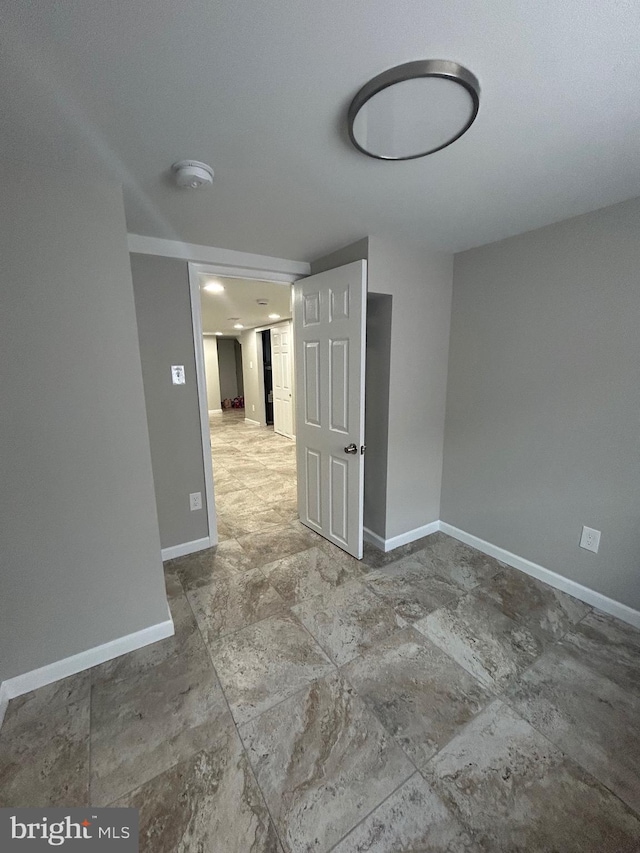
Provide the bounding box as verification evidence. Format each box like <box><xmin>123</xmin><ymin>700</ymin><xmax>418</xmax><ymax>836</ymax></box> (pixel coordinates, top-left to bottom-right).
<box><xmin>171</xmin><ymin>365</ymin><xmax>185</xmax><ymax>385</ymax></box>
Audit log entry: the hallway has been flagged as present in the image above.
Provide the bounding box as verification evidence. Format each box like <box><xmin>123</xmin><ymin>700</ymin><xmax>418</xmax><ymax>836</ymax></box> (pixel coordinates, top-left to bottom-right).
<box><xmin>209</xmin><ymin>410</ymin><xmax>298</xmax><ymax>541</ymax></box>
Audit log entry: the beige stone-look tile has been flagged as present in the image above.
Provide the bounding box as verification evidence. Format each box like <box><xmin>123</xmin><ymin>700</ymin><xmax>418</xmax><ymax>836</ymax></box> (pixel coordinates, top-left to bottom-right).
<box><xmin>187</xmin><ymin>566</ymin><xmax>286</xmax><ymax>644</ymax></box>
<box><xmin>216</xmin><ymin>487</ymin><xmax>270</xmax><ymax>516</ymax></box>
<box><xmin>262</xmin><ymin>484</ymin><xmax>298</xmax><ymax>506</ymax></box>
<box><xmin>209</xmin><ymin>613</ymin><xmax>334</xmax><ymax>726</ymax></box>
<box><xmin>247</xmin><ymin>471</ymin><xmax>294</xmax><ymax>492</ymax></box>
<box><xmin>415</xmin><ymin>532</ymin><xmax>503</xmax><ymax>590</ymax></box>
<box><xmin>560</xmin><ymin>609</ymin><xmax>640</xmax><ymax>694</ymax></box>
<box><xmin>261</xmin><ymin>546</ymin><xmax>358</xmax><ymax>604</ymax></box>
<box><xmin>364</xmin><ymin>554</ymin><xmax>464</xmax><ymax>621</ymax></box>
<box><xmin>218</xmin><ymin>506</ymin><xmax>290</xmax><ymax>538</ymax></box>
<box><xmin>91</xmin><ymin>645</ymin><xmax>234</xmax><ymax>805</ymax></box>
<box><xmin>241</xmin><ymin>671</ymin><xmax>414</xmax><ymax>853</ymax></box>
<box><xmin>171</xmin><ymin>540</ymin><xmax>257</xmax><ymax>590</ymax></box>
<box><xmin>424</xmin><ymin>699</ymin><xmax>640</xmax><ymax>852</ymax></box>
<box><xmin>212</xmin><ymin>477</ymin><xmax>251</xmax><ymax>496</ymax></box>
<box><xmin>216</xmin><ymin>516</ymin><xmax>236</xmax><ymax>542</ymax></box>
<box><xmin>236</xmin><ymin>526</ymin><xmax>314</xmax><ymax>566</ymax></box>
<box><xmin>276</xmin><ymin>497</ymin><xmax>300</xmax><ymax>522</ymax></box>
<box><xmin>116</xmin><ymin>737</ymin><xmax>283</xmax><ymax>853</ymax></box>
<box><xmin>414</xmin><ymin>593</ymin><xmax>544</xmax><ymax>692</ymax></box>
<box><xmin>219</xmin><ymin>462</ymin><xmax>268</xmax><ymax>480</ymax></box>
<box><xmin>0</xmin><ymin>673</ymin><xmax>90</xmax><ymax>807</ymax></box>
<box><xmin>507</xmin><ymin>643</ymin><xmax>640</xmax><ymax>813</ymax></box>
<box><xmin>292</xmin><ymin>579</ymin><xmax>407</xmax><ymax>666</ymax></box>
<box><xmin>342</xmin><ymin>628</ymin><xmax>492</xmax><ymax>769</ymax></box>
<box><xmin>317</xmin><ymin>537</ymin><xmax>366</xmax><ymax>573</ymax></box>
<box><xmin>476</xmin><ymin>567</ymin><xmax>591</xmax><ymax>641</ymax></box>
<box><xmin>331</xmin><ymin>773</ymin><xmax>481</xmax><ymax>853</ymax></box>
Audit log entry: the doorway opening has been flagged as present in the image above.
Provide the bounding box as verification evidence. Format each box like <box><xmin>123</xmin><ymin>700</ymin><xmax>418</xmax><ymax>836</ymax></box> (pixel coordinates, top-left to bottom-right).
<box><xmin>191</xmin><ymin>268</ymin><xmax>298</xmax><ymax>541</ymax></box>
<box><xmin>261</xmin><ymin>330</ymin><xmax>273</xmax><ymax>425</ymax></box>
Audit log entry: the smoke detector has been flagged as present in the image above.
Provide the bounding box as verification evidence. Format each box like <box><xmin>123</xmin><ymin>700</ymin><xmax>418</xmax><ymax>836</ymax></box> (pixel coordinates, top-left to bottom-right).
<box><xmin>172</xmin><ymin>160</ymin><xmax>214</xmax><ymax>189</ymax></box>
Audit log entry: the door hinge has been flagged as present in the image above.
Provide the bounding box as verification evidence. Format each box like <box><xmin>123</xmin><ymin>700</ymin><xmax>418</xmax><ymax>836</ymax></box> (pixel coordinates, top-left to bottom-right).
<box><xmin>361</xmin><ymin>445</ymin><xmax>366</xmax><ymax>455</ymax></box>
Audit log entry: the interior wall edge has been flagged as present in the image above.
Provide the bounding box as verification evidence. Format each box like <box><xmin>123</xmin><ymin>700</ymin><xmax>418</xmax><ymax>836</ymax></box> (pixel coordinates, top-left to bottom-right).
<box><xmin>439</xmin><ymin>522</ymin><xmax>640</xmax><ymax>629</ymax></box>
<box><xmin>0</xmin><ymin>613</ymin><xmax>175</xmax><ymax>731</ymax></box>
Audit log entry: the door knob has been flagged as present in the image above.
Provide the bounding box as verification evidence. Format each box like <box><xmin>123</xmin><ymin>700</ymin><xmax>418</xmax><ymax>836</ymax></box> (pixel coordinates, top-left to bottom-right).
<box><xmin>344</xmin><ymin>443</ymin><xmax>358</xmax><ymax>454</ymax></box>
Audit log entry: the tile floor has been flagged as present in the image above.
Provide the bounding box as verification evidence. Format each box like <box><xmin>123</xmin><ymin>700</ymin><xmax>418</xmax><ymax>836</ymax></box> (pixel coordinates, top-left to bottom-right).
<box><xmin>1</xmin><ymin>410</ymin><xmax>639</xmax><ymax>851</ymax></box>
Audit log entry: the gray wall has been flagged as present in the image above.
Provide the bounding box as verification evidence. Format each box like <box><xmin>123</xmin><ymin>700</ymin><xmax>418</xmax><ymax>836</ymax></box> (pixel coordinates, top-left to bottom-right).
<box><xmin>240</xmin><ymin>329</ymin><xmax>265</xmax><ymax>424</ymax></box>
<box><xmin>234</xmin><ymin>340</ymin><xmax>245</xmax><ymax>397</ymax></box>
<box><xmin>217</xmin><ymin>338</ymin><xmax>240</xmax><ymax>400</ymax></box>
<box><xmin>311</xmin><ymin>237</ymin><xmax>370</xmax><ymax>276</ymax></box>
<box><xmin>364</xmin><ymin>294</ymin><xmax>393</xmax><ymax>538</ymax></box>
<box><xmin>0</xmin><ymin>173</ymin><xmax>168</xmax><ymax>684</ymax></box>
<box><xmin>368</xmin><ymin>237</ymin><xmax>453</xmax><ymax>539</ymax></box>
<box><xmin>312</xmin><ymin>237</ymin><xmax>453</xmax><ymax>540</ymax></box>
<box><xmin>442</xmin><ymin>196</ymin><xmax>640</xmax><ymax>610</ymax></box>
<box><xmin>130</xmin><ymin>254</ymin><xmax>209</xmax><ymax>550</ymax></box>
<box><xmin>203</xmin><ymin>336</ymin><xmax>222</xmax><ymax>411</ymax></box>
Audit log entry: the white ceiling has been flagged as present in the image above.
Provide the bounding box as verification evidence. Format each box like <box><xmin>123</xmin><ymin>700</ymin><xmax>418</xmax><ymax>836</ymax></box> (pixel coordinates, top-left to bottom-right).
<box><xmin>199</xmin><ymin>275</ymin><xmax>291</xmax><ymax>335</ymax></box>
<box><xmin>3</xmin><ymin>1</ymin><xmax>640</xmax><ymax>261</ymax></box>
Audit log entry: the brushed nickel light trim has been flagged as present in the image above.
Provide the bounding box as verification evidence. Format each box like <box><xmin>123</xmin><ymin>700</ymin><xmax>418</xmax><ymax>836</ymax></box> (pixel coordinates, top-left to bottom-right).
<box><xmin>348</xmin><ymin>59</ymin><xmax>480</xmax><ymax>161</ymax></box>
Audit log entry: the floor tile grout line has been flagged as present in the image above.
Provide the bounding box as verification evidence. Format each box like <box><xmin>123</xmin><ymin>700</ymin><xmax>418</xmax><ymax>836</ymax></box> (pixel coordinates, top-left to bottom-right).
<box><xmin>183</xmin><ymin>578</ymin><xmax>290</xmax><ymax>853</ymax></box>
<box><xmin>486</xmin><ymin>687</ymin><xmax>640</xmax><ymax>821</ymax></box>
<box><xmin>323</xmin><ymin>769</ymin><xmax>420</xmax><ymax>853</ymax></box>
<box><xmin>495</xmin><ymin>664</ymin><xmax>640</xmax><ymax>821</ymax></box>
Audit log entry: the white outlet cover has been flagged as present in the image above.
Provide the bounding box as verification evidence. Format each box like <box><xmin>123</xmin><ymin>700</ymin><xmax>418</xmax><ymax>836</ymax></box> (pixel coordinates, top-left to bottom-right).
<box><xmin>580</xmin><ymin>525</ymin><xmax>601</xmax><ymax>553</ymax></box>
<box><xmin>171</xmin><ymin>365</ymin><xmax>186</xmax><ymax>385</ymax></box>
<box><xmin>189</xmin><ymin>491</ymin><xmax>202</xmax><ymax>511</ymax></box>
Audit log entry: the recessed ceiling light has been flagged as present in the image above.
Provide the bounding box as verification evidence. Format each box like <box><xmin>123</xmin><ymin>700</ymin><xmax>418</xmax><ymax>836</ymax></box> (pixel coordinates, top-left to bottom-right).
<box><xmin>348</xmin><ymin>59</ymin><xmax>480</xmax><ymax>160</ymax></box>
<box><xmin>215</xmin><ymin>331</ymin><xmax>223</xmax><ymax>336</ymax></box>
<box><xmin>256</xmin><ymin>299</ymin><xmax>269</xmax><ymax>306</ymax></box>
<box><xmin>268</xmin><ymin>313</ymin><xmax>281</xmax><ymax>320</ymax></box>
<box><xmin>233</xmin><ymin>323</ymin><xmax>244</xmax><ymax>329</ymax></box>
<box><xmin>203</xmin><ymin>280</ymin><xmax>225</xmax><ymax>293</ymax></box>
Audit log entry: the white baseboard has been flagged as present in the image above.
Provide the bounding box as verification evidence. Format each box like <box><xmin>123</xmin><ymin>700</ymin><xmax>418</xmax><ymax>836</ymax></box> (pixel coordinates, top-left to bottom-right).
<box><xmin>0</xmin><ymin>615</ymin><xmax>175</xmax><ymax>729</ymax></box>
<box><xmin>161</xmin><ymin>536</ymin><xmax>211</xmax><ymax>561</ymax></box>
<box><xmin>244</xmin><ymin>417</ymin><xmax>261</xmax><ymax>427</ymax></box>
<box><xmin>363</xmin><ymin>521</ymin><xmax>440</xmax><ymax>553</ymax></box>
<box><xmin>363</xmin><ymin>527</ymin><xmax>386</xmax><ymax>550</ymax></box>
<box><xmin>0</xmin><ymin>681</ymin><xmax>9</xmax><ymax>730</ymax></box>
<box><xmin>439</xmin><ymin>522</ymin><xmax>640</xmax><ymax>630</ymax></box>
<box><xmin>208</xmin><ymin>408</ymin><xmax>223</xmax><ymax>415</ymax></box>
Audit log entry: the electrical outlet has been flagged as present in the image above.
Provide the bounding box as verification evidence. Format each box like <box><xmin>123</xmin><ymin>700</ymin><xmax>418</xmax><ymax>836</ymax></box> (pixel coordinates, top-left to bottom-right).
<box><xmin>580</xmin><ymin>526</ymin><xmax>601</xmax><ymax>553</ymax></box>
<box><xmin>189</xmin><ymin>492</ymin><xmax>202</xmax><ymax>511</ymax></box>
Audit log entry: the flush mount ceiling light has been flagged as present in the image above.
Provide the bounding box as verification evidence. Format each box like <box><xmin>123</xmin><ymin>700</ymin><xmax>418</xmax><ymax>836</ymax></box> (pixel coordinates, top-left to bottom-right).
<box><xmin>203</xmin><ymin>280</ymin><xmax>225</xmax><ymax>293</ymax></box>
<box><xmin>348</xmin><ymin>59</ymin><xmax>480</xmax><ymax>161</ymax></box>
<box><xmin>268</xmin><ymin>313</ymin><xmax>281</xmax><ymax>320</ymax></box>
<box><xmin>233</xmin><ymin>323</ymin><xmax>244</xmax><ymax>329</ymax></box>
<box><xmin>215</xmin><ymin>331</ymin><xmax>223</xmax><ymax>336</ymax></box>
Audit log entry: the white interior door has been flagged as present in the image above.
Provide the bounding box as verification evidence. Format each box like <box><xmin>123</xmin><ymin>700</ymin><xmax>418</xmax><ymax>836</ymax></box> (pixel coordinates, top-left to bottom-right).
<box><xmin>272</xmin><ymin>322</ymin><xmax>294</xmax><ymax>438</ymax></box>
<box><xmin>294</xmin><ymin>260</ymin><xmax>367</xmax><ymax>558</ymax></box>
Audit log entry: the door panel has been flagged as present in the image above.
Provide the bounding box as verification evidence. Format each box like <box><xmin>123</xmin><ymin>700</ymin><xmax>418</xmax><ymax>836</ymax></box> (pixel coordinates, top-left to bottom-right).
<box><xmin>272</xmin><ymin>321</ymin><xmax>294</xmax><ymax>438</ymax></box>
<box><xmin>294</xmin><ymin>260</ymin><xmax>367</xmax><ymax>558</ymax></box>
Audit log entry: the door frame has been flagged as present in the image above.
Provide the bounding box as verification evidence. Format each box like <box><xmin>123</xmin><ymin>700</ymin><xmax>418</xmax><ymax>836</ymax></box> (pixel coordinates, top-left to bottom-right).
<box><xmin>187</xmin><ymin>262</ymin><xmax>301</xmax><ymax>545</ymax></box>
